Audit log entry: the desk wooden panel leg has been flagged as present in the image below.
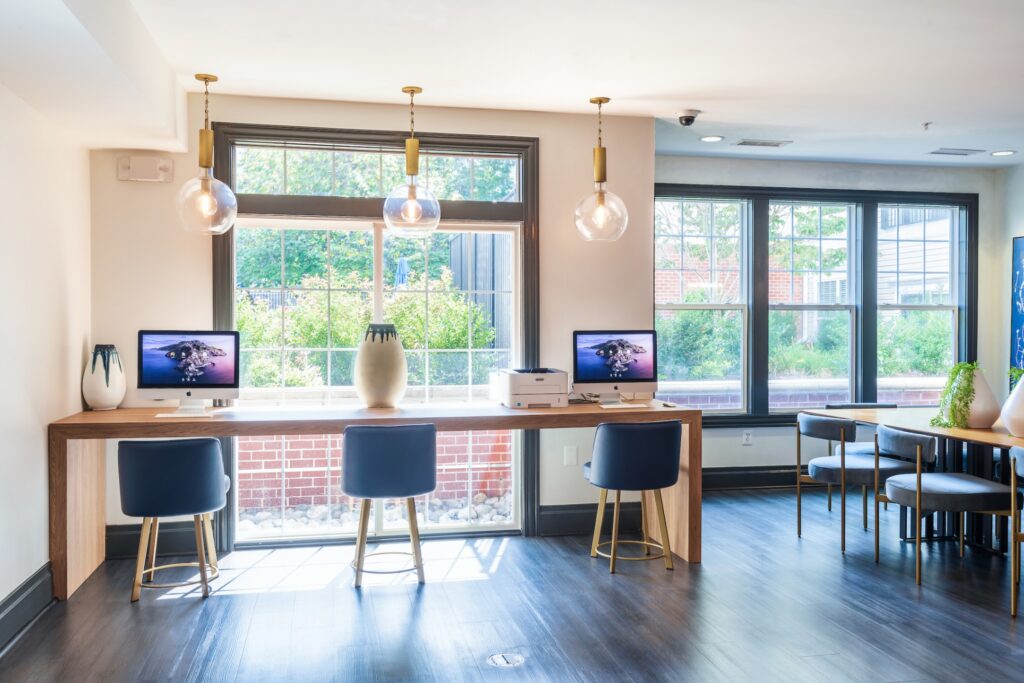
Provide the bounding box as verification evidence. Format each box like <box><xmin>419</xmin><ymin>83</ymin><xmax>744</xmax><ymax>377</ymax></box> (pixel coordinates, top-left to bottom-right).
<box><xmin>48</xmin><ymin>433</ymin><xmax>105</xmax><ymax>600</ymax></box>
<box><xmin>644</xmin><ymin>417</ymin><xmax>702</xmax><ymax>563</ymax></box>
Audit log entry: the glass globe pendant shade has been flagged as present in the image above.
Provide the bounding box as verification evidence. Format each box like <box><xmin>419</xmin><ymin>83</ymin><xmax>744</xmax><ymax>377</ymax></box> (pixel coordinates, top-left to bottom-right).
<box><xmin>575</xmin><ymin>183</ymin><xmax>628</xmax><ymax>241</ymax></box>
<box><xmin>383</xmin><ymin>178</ymin><xmax>441</xmax><ymax>238</ymax></box>
<box><xmin>177</xmin><ymin>168</ymin><xmax>238</xmax><ymax>235</ymax></box>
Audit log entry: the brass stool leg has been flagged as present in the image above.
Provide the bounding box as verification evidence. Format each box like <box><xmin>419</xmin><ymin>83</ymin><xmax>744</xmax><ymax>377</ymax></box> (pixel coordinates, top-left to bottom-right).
<box><xmin>193</xmin><ymin>515</ymin><xmax>209</xmax><ymax>598</ymax></box>
<box><xmin>873</xmin><ymin>489</ymin><xmax>880</xmax><ymax>563</ymax></box>
<box><xmin>915</xmin><ymin>510</ymin><xmax>922</xmax><ymax>586</ymax></box>
<box><xmin>590</xmin><ymin>488</ymin><xmax>608</xmax><ymax>558</ymax></box>
<box><xmin>145</xmin><ymin>517</ymin><xmax>159</xmax><ymax>583</ymax></box>
<box><xmin>406</xmin><ymin>498</ymin><xmax>425</xmax><ymax>584</ymax></box>
<box><xmin>609</xmin><ymin>490</ymin><xmax>621</xmax><ymax>574</ymax></box>
<box><xmin>654</xmin><ymin>489</ymin><xmax>673</xmax><ymax>570</ymax></box>
<box><xmin>640</xmin><ymin>492</ymin><xmax>651</xmax><ymax>555</ymax></box>
<box><xmin>203</xmin><ymin>513</ymin><xmax>218</xmax><ymax>572</ymax></box>
<box><xmin>354</xmin><ymin>498</ymin><xmax>371</xmax><ymax>588</ymax></box>
<box><xmin>131</xmin><ymin>517</ymin><xmax>153</xmax><ymax>602</ymax></box>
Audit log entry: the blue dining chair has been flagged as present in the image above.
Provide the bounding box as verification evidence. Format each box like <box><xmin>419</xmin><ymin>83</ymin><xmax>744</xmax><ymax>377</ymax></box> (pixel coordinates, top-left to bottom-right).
<box><xmin>797</xmin><ymin>412</ymin><xmax>857</xmax><ymax>552</ymax></box>
<box><xmin>342</xmin><ymin>424</ymin><xmax>436</xmax><ymax>587</ymax></box>
<box><xmin>118</xmin><ymin>438</ymin><xmax>228</xmax><ymax>601</ymax></box>
<box><xmin>583</xmin><ymin>421</ymin><xmax>681</xmax><ymax>573</ymax></box>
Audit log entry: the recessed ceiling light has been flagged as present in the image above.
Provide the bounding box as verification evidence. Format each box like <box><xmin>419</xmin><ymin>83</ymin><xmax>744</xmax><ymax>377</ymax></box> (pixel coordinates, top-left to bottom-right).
<box><xmin>992</xmin><ymin>150</ymin><xmax>1016</xmax><ymax>157</ymax></box>
<box><xmin>700</xmin><ymin>135</ymin><xmax>724</xmax><ymax>143</ymax></box>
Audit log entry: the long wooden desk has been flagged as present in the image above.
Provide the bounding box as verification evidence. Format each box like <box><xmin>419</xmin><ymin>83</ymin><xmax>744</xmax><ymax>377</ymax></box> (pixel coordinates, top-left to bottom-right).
<box><xmin>48</xmin><ymin>402</ymin><xmax>702</xmax><ymax>600</ymax></box>
<box><xmin>805</xmin><ymin>406</ymin><xmax>1024</xmax><ymax>450</ymax></box>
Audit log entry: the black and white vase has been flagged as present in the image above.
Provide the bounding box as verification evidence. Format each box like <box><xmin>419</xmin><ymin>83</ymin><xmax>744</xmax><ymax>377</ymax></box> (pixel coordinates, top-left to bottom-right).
<box><xmin>354</xmin><ymin>324</ymin><xmax>407</xmax><ymax>408</ymax></box>
<box><xmin>82</xmin><ymin>344</ymin><xmax>126</xmax><ymax>410</ymax></box>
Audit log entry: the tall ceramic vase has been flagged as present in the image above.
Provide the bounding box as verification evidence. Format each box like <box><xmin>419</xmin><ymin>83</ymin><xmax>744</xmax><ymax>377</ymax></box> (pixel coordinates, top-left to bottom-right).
<box><xmin>353</xmin><ymin>324</ymin><xmax>407</xmax><ymax>408</ymax></box>
<box><xmin>1001</xmin><ymin>379</ymin><xmax>1024</xmax><ymax>436</ymax></box>
<box><xmin>82</xmin><ymin>344</ymin><xmax>126</xmax><ymax>410</ymax></box>
<box><xmin>959</xmin><ymin>368</ymin><xmax>1000</xmax><ymax>429</ymax></box>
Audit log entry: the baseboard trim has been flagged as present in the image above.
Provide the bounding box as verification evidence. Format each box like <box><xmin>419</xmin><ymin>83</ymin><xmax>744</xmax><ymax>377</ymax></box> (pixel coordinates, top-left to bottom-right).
<box><xmin>105</xmin><ymin>522</ymin><xmax>201</xmax><ymax>560</ymax></box>
<box><xmin>537</xmin><ymin>502</ymin><xmax>642</xmax><ymax>536</ymax></box>
<box><xmin>703</xmin><ymin>465</ymin><xmax>819</xmax><ymax>490</ymax></box>
<box><xmin>0</xmin><ymin>563</ymin><xmax>53</xmax><ymax>656</ymax></box>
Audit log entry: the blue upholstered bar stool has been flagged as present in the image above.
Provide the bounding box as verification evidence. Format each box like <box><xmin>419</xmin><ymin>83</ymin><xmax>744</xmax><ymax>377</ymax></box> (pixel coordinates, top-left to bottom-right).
<box><xmin>118</xmin><ymin>438</ymin><xmax>228</xmax><ymax>602</ymax></box>
<box><xmin>342</xmin><ymin>424</ymin><xmax>436</xmax><ymax>587</ymax></box>
<box><xmin>583</xmin><ymin>421</ymin><xmax>681</xmax><ymax>573</ymax></box>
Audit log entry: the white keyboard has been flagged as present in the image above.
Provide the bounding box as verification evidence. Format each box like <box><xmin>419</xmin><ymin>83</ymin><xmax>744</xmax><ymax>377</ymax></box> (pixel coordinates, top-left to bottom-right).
<box><xmin>598</xmin><ymin>402</ymin><xmax>648</xmax><ymax>410</ymax></box>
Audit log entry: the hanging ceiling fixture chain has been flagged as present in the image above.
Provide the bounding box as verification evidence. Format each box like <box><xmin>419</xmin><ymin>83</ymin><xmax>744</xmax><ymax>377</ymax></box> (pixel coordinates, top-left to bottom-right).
<box><xmin>409</xmin><ymin>89</ymin><xmax>416</xmax><ymax>138</ymax></box>
<box><xmin>597</xmin><ymin>99</ymin><xmax>603</xmax><ymax>147</ymax></box>
<box><xmin>203</xmin><ymin>77</ymin><xmax>210</xmax><ymax>129</ymax></box>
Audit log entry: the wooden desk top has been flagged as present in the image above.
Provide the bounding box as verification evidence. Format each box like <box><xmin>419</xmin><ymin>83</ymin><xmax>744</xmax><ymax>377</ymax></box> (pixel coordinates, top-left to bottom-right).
<box><xmin>806</xmin><ymin>406</ymin><xmax>1024</xmax><ymax>450</ymax></box>
<box><xmin>49</xmin><ymin>402</ymin><xmax>701</xmax><ymax>440</ymax></box>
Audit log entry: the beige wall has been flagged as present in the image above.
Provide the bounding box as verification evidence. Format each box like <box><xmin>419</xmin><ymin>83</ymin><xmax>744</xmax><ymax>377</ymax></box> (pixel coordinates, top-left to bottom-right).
<box><xmin>0</xmin><ymin>84</ymin><xmax>91</xmax><ymax>597</ymax></box>
<box><xmin>92</xmin><ymin>93</ymin><xmax>654</xmax><ymax>518</ymax></box>
<box><xmin>656</xmin><ymin>154</ymin><xmax>1006</xmax><ymax>468</ymax></box>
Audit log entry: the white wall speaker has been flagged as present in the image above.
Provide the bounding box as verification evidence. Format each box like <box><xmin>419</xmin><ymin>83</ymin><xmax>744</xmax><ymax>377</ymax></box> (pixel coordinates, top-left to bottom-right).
<box><xmin>117</xmin><ymin>156</ymin><xmax>173</xmax><ymax>182</ymax></box>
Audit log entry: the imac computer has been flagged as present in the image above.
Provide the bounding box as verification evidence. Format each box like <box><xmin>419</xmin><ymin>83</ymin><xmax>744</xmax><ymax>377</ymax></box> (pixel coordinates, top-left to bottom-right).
<box><xmin>572</xmin><ymin>330</ymin><xmax>658</xmax><ymax>407</ymax></box>
<box><xmin>137</xmin><ymin>330</ymin><xmax>240</xmax><ymax>417</ymax></box>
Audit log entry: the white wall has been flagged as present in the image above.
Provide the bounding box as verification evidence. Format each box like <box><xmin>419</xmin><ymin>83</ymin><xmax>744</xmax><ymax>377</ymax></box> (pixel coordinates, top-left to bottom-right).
<box><xmin>656</xmin><ymin>154</ymin><xmax>1006</xmax><ymax>468</ymax></box>
<box><xmin>91</xmin><ymin>93</ymin><xmax>654</xmax><ymax>517</ymax></box>
<box><xmin>0</xmin><ymin>84</ymin><xmax>91</xmax><ymax>598</ymax></box>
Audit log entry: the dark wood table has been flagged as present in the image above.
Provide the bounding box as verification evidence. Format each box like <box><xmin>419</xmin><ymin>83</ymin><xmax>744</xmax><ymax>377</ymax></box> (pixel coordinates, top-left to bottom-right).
<box><xmin>48</xmin><ymin>402</ymin><xmax>702</xmax><ymax>599</ymax></box>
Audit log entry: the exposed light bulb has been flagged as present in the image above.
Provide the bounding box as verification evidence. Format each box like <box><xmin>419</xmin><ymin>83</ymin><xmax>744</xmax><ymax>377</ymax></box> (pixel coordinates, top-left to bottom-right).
<box><xmin>401</xmin><ymin>197</ymin><xmax>424</xmax><ymax>223</ymax></box>
<box><xmin>177</xmin><ymin>168</ymin><xmax>237</xmax><ymax>235</ymax></box>
<box><xmin>575</xmin><ymin>183</ymin><xmax>628</xmax><ymax>241</ymax></box>
<box><xmin>383</xmin><ymin>178</ymin><xmax>440</xmax><ymax>237</ymax></box>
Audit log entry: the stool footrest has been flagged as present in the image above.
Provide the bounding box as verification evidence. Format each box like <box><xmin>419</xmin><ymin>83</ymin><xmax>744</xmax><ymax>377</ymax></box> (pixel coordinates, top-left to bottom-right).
<box><xmin>140</xmin><ymin>561</ymin><xmax>220</xmax><ymax>590</ymax></box>
<box><xmin>594</xmin><ymin>539</ymin><xmax>666</xmax><ymax>562</ymax></box>
<box><xmin>350</xmin><ymin>550</ymin><xmax>419</xmax><ymax>575</ymax></box>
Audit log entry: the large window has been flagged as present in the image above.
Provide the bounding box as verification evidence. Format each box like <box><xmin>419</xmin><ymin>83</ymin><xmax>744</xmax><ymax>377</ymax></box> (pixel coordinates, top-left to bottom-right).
<box><xmin>768</xmin><ymin>202</ymin><xmax>855</xmax><ymax>410</ymax></box>
<box><xmin>653</xmin><ymin>185</ymin><xmax>976</xmax><ymax>422</ymax></box>
<box><xmin>216</xmin><ymin>126</ymin><xmax>537</xmax><ymax>543</ymax></box>
<box><xmin>655</xmin><ymin>198</ymin><xmax>747</xmax><ymax>411</ymax></box>
<box><xmin>876</xmin><ymin>205</ymin><xmax>957</xmax><ymax>405</ymax></box>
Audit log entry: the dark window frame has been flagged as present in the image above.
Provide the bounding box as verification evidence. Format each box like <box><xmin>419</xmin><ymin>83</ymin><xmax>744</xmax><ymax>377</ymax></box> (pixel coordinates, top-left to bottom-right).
<box><xmin>655</xmin><ymin>183</ymin><xmax>979</xmax><ymax>429</ymax></box>
<box><xmin>211</xmin><ymin>122</ymin><xmax>542</xmax><ymax>548</ymax></box>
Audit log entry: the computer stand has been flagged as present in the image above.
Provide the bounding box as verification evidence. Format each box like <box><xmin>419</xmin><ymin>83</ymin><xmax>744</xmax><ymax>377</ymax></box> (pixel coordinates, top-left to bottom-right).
<box><xmin>155</xmin><ymin>398</ymin><xmax>215</xmax><ymax>418</ymax></box>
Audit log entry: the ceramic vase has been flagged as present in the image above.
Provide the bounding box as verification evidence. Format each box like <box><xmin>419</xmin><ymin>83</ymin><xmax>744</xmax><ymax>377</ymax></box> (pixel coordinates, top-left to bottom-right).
<box><xmin>946</xmin><ymin>368</ymin><xmax>1000</xmax><ymax>429</ymax></box>
<box><xmin>353</xmin><ymin>324</ymin><xmax>407</xmax><ymax>408</ymax></box>
<box><xmin>82</xmin><ymin>344</ymin><xmax>126</xmax><ymax>410</ymax></box>
<box><xmin>1000</xmin><ymin>379</ymin><xmax>1024</xmax><ymax>436</ymax></box>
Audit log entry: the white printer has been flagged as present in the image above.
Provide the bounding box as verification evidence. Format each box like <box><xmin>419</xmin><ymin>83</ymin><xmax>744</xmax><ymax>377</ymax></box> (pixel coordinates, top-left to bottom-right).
<box><xmin>489</xmin><ymin>368</ymin><xmax>569</xmax><ymax>408</ymax></box>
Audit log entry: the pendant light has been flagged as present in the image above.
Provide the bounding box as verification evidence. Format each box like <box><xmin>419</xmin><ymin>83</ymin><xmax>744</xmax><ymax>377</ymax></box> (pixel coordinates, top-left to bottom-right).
<box><xmin>383</xmin><ymin>86</ymin><xmax>441</xmax><ymax>238</ymax></box>
<box><xmin>575</xmin><ymin>97</ymin><xmax>628</xmax><ymax>241</ymax></box>
<box><xmin>176</xmin><ymin>74</ymin><xmax>238</xmax><ymax>235</ymax></box>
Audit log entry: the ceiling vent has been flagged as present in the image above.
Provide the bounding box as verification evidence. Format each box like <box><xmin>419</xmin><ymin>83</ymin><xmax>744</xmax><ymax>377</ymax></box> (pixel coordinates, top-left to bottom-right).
<box><xmin>734</xmin><ymin>139</ymin><xmax>793</xmax><ymax>148</ymax></box>
<box><xmin>929</xmin><ymin>148</ymin><xmax>985</xmax><ymax>156</ymax></box>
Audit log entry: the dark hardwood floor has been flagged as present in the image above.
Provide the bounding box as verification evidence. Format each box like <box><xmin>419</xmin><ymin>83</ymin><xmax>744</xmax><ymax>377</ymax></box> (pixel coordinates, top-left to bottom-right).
<box><xmin>2</xmin><ymin>489</ymin><xmax>1023</xmax><ymax>682</ymax></box>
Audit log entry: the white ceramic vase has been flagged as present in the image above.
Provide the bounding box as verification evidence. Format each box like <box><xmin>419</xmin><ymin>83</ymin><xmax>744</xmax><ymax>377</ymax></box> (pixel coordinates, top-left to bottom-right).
<box><xmin>353</xmin><ymin>324</ymin><xmax>407</xmax><ymax>408</ymax></box>
<box><xmin>1000</xmin><ymin>379</ymin><xmax>1024</xmax><ymax>436</ymax></box>
<box><xmin>82</xmin><ymin>344</ymin><xmax>126</xmax><ymax>410</ymax></box>
<box><xmin>949</xmin><ymin>368</ymin><xmax>1000</xmax><ymax>429</ymax></box>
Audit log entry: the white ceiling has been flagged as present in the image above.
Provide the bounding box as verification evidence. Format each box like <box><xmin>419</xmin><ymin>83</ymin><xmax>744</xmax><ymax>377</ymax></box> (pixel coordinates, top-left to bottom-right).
<box><xmin>6</xmin><ymin>1</ymin><xmax>1024</xmax><ymax>165</ymax></box>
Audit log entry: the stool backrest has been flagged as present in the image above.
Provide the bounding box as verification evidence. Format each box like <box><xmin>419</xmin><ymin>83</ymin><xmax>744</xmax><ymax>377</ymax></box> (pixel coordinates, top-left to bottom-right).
<box><xmin>118</xmin><ymin>438</ymin><xmax>226</xmax><ymax>517</ymax></box>
<box><xmin>876</xmin><ymin>425</ymin><xmax>938</xmax><ymax>464</ymax></box>
<box><xmin>589</xmin><ymin>420</ymin><xmax>682</xmax><ymax>491</ymax></box>
<box><xmin>797</xmin><ymin>413</ymin><xmax>857</xmax><ymax>442</ymax></box>
<box><xmin>343</xmin><ymin>424</ymin><xmax>437</xmax><ymax>499</ymax></box>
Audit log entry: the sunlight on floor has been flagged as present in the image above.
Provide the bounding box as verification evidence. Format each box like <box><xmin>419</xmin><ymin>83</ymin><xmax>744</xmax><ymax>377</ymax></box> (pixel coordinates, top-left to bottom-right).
<box><xmin>156</xmin><ymin>537</ymin><xmax>510</xmax><ymax>599</ymax></box>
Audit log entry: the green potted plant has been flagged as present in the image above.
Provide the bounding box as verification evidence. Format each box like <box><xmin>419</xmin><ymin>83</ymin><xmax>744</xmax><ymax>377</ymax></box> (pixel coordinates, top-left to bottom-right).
<box><xmin>931</xmin><ymin>362</ymin><xmax>1000</xmax><ymax>429</ymax></box>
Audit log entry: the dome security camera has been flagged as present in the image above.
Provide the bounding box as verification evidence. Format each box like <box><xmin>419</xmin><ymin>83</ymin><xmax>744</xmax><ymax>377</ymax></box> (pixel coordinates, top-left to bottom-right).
<box><xmin>678</xmin><ymin>109</ymin><xmax>702</xmax><ymax>127</ymax></box>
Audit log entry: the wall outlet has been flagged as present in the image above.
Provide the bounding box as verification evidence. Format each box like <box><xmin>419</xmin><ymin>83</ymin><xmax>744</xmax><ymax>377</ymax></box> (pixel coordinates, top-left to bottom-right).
<box><xmin>742</xmin><ymin>430</ymin><xmax>753</xmax><ymax>447</ymax></box>
<box><xmin>563</xmin><ymin>445</ymin><xmax>578</xmax><ymax>466</ymax></box>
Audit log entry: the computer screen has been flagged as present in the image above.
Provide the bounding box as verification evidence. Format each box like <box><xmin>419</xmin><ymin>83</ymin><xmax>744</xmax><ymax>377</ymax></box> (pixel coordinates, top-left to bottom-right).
<box><xmin>572</xmin><ymin>330</ymin><xmax>657</xmax><ymax>383</ymax></box>
<box><xmin>138</xmin><ymin>330</ymin><xmax>239</xmax><ymax>388</ymax></box>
